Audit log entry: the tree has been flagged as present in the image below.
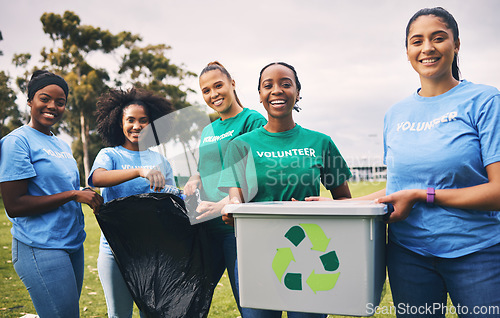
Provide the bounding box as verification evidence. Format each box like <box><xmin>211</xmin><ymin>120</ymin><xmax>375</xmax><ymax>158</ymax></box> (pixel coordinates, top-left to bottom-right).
<box><xmin>72</xmin><ymin>132</ymin><xmax>103</xmax><ymax>185</ymax></box>
<box><xmin>12</xmin><ymin>11</ymin><xmax>199</xmax><ymax>183</ymax></box>
<box><xmin>0</xmin><ymin>30</ymin><xmax>3</xmax><ymax>56</ymax></box>
<box><xmin>12</xmin><ymin>53</ymin><xmax>32</xmax><ymax>94</ymax></box>
<box><xmin>0</xmin><ymin>71</ymin><xmax>22</xmax><ymax>138</ymax></box>
<box><xmin>38</xmin><ymin>11</ymin><xmax>140</xmax><ymax>185</ymax></box>
<box><xmin>119</xmin><ymin>44</ymin><xmax>206</xmax><ymax>176</ymax></box>
<box><xmin>118</xmin><ymin>43</ymin><xmax>196</xmax><ymax>109</ymax></box>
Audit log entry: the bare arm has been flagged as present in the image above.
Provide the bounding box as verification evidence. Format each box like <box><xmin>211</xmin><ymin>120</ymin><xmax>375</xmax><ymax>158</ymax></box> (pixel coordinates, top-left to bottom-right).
<box><xmin>329</xmin><ymin>181</ymin><xmax>352</xmax><ymax>200</ymax></box>
<box><xmin>194</xmin><ymin>195</ymin><xmax>231</xmax><ymax>221</ymax></box>
<box><xmin>228</xmin><ymin>187</ymin><xmax>245</xmax><ymax>203</ymax></box>
<box><xmin>221</xmin><ymin>187</ymin><xmax>244</xmax><ymax>226</ymax></box>
<box><xmin>1</xmin><ymin>179</ymin><xmax>103</xmax><ymax>217</ymax></box>
<box><xmin>183</xmin><ymin>174</ymin><xmax>202</xmax><ymax>196</ymax></box>
<box><xmin>306</xmin><ymin>181</ymin><xmax>355</xmax><ymax>201</ymax></box>
<box><xmin>92</xmin><ymin>167</ymin><xmax>165</xmax><ymax>192</ymax></box>
<box><xmin>433</xmin><ymin>162</ymin><xmax>500</xmax><ymax>210</ymax></box>
<box><xmin>377</xmin><ymin>162</ymin><xmax>500</xmax><ymax>223</ymax></box>
<box><xmin>354</xmin><ymin>188</ymin><xmax>387</xmax><ymax>201</ymax></box>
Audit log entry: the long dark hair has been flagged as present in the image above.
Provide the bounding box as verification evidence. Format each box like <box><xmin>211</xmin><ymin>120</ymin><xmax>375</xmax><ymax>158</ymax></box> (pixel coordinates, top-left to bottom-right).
<box><xmin>95</xmin><ymin>87</ymin><xmax>173</xmax><ymax>146</ymax></box>
<box><xmin>405</xmin><ymin>7</ymin><xmax>460</xmax><ymax>80</ymax></box>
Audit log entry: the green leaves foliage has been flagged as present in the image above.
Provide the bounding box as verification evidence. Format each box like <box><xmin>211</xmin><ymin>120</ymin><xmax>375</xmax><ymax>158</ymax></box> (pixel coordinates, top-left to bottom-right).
<box><xmin>10</xmin><ymin>10</ymin><xmax>200</xmax><ymax>183</ymax></box>
<box><xmin>0</xmin><ymin>71</ymin><xmax>21</xmax><ymax>138</ymax></box>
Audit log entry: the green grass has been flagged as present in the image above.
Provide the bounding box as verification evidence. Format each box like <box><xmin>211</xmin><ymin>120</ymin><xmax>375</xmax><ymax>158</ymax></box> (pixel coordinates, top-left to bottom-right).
<box><xmin>0</xmin><ymin>183</ymin><xmax>458</xmax><ymax>317</ymax></box>
<box><xmin>0</xmin><ymin>200</ymin><xmax>109</xmax><ymax>317</ymax></box>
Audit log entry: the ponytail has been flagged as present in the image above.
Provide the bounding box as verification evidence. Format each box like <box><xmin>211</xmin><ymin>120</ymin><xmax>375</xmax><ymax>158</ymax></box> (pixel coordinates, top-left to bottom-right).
<box><xmin>200</xmin><ymin>61</ymin><xmax>243</xmax><ymax>107</ymax></box>
<box><xmin>405</xmin><ymin>7</ymin><xmax>461</xmax><ymax>80</ymax></box>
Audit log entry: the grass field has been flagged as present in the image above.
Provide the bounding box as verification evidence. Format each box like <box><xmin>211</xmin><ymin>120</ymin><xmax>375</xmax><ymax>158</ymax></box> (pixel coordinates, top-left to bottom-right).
<box><xmin>0</xmin><ymin>182</ymin><xmax>458</xmax><ymax>317</ymax></box>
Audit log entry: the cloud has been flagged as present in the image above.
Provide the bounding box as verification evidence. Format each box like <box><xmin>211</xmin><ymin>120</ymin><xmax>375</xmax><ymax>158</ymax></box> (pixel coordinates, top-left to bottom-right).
<box><xmin>1</xmin><ymin>0</ymin><xmax>499</xmax><ymax>162</ymax></box>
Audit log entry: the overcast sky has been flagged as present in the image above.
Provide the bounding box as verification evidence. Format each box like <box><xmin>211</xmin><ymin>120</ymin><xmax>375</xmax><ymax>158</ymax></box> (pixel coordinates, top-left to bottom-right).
<box><xmin>1</xmin><ymin>0</ymin><xmax>500</xmax><ymax>164</ymax></box>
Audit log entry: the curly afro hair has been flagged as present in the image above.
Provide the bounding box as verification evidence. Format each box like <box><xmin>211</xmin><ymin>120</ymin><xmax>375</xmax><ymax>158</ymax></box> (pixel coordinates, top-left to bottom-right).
<box><xmin>95</xmin><ymin>87</ymin><xmax>174</xmax><ymax>147</ymax></box>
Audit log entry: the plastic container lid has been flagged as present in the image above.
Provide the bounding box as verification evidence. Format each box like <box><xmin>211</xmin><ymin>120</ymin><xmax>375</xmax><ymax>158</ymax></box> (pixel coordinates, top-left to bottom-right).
<box><xmin>226</xmin><ymin>200</ymin><xmax>386</xmax><ymax>216</ymax></box>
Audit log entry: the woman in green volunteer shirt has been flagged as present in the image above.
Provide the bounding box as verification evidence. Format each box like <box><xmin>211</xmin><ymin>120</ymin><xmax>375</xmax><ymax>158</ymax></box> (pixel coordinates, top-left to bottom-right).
<box><xmin>183</xmin><ymin>61</ymin><xmax>267</xmax><ymax>313</ymax></box>
<box><xmin>219</xmin><ymin>62</ymin><xmax>351</xmax><ymax>318</ymax></box>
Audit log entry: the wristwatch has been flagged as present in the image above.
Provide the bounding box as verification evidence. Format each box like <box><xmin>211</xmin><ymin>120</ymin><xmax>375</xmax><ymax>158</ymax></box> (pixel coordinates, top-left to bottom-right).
<box><xmin>426</xmin><ymin>187</ymin><xmax>435</xmax><ymax>204</ymax></box>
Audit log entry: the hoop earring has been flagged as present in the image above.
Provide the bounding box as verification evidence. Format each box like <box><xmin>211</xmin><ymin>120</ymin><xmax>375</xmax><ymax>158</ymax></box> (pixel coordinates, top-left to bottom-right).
<box><xmin>293</xmin><ymin>96</ymin><xmax>302</xmax><ymax>112</ymax></box>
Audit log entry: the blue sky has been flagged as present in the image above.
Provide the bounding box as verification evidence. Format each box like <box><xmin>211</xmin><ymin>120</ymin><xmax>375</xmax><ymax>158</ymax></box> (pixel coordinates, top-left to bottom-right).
<box><xmin>1</xmin><ymin>0</ymin><xmax>499</xmax><ymax>164</ymax></box>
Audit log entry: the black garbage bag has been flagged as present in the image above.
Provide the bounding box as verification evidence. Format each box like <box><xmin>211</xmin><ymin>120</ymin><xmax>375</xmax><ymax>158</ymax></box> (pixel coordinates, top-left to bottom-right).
<box><xmin>95</xmin><ymin>193</ymin><xmax>216</xmax><ymax>318</ymax></box>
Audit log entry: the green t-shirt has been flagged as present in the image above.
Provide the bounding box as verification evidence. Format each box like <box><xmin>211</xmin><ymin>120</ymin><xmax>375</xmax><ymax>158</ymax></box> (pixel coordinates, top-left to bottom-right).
<box><xmin>219</xmin><ymin>125</ymin><xmax>352</xmax><ymax>202</ymax></box>
<box><xmin>197</xmin><ymin>108</ymin><xmax>267</xmax><ymax>233</ymax></box>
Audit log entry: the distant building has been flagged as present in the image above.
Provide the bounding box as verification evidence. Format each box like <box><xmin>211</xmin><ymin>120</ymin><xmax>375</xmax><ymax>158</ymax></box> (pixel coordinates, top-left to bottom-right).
<box><xmin>346</xmin><ymin>157</ymin><xmax>387</xmax><ymax>182</ymax></box>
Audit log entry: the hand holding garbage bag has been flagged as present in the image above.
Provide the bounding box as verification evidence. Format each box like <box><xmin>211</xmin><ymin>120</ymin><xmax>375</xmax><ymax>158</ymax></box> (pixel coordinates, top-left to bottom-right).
<box><xmin>95</xmin><ymin>193</ymin><xmax>216</xmax><ymax>318</ymax></box>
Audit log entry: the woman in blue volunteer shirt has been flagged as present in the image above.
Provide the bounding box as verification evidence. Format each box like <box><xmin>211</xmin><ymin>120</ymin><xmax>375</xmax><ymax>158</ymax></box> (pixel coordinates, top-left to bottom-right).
<box><xmin>357</xmin><ymin>7</ymin><xmax>500</xmax><ymax>317</ymax></box>
<box><xmin>0</xmin><ymin>70</ymin><xmax>103</xmax><ymax>317</ymax></box>
<box><xmin>88</xmin><ymin>87</ymin><xmax>175</xmax><ymax>318</ymax></box>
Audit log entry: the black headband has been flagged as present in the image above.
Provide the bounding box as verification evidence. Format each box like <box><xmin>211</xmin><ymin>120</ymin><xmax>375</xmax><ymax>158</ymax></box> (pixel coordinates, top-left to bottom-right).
<box><xmin>27</xmin><ymin>74</ymin><xmax>69</xmax><ymax>101</ymax></box>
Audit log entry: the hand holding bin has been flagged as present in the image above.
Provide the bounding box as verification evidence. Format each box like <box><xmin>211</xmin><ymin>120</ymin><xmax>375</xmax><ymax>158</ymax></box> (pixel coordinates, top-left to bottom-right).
<box><xmin>226</xmin><ymin>200</ymin><xmax>387</xmax><ymax>316</ymax></box>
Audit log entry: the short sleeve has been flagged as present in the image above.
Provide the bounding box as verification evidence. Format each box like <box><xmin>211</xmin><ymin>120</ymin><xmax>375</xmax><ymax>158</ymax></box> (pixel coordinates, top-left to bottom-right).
<box><xmin>477</xmin><ymin>95</ymin><xmax>500</xmax><ymax>167</ymax></box>
<box><xmin>161</xmin><ymin>155</ymin><xmax>176</xmax><ymax>186</ymax></box>
<box><xmin>383</xmin><ymin>112</ymin><xmax>389</xmax><ymax>166</ymax></box>
<box><xmin>321</xmin><ymin>138</ymin><xmax>352</xmax><ymax>189</ymax></box>
<box><xmin>218</xmin><ymin>140</ymin><xmax>247</xmax><ymax>191</ymax></box>
<box><xmin>88</xmin><ymin>149</ymin><xmax>115</xmax><ymax>187</ymax></box>
<box><xmin>218</xmin><ymin>139</ymin><xmax>258</xmax><ymax>202</ymax></box>
<box><xmin>0</xmin><ymin>135</ymin><xmax>36</xmax><ymax>183</ymax></box>
<box><xmin>245</xmin><ymin>111</ymin><xmax>267</xmax><ymax>132</ymax></box>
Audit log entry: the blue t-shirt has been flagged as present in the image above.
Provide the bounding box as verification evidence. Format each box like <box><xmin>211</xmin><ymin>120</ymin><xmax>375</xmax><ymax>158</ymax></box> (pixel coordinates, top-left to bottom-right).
<box><xmin>0</xmin><ymin>125</ymin><xmax>85</xmax><ymax>250</ymax></box>
<box><xmin>89</xmin><ymin>145</ymin><xmax>175</xmax><ymax>254</ymax></box>
<box><xmin>384</xmin><ymin>80</ymin><xmax>500</xmax><ymax>258</ymax></box>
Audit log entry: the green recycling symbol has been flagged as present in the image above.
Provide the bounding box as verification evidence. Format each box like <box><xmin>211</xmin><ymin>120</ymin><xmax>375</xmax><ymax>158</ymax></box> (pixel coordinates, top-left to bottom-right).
<box><xmin>272</xmin><ymin>223</ymin><xmax>340</xmax><ymax>294</ymax></box>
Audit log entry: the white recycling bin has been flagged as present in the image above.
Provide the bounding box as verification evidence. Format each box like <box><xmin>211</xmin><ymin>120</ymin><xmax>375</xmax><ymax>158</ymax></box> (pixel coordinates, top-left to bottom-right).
<box><xmin>226</xmin><ymin>200</ymin><xmax>386</xmax><ymax>316</ymax></box>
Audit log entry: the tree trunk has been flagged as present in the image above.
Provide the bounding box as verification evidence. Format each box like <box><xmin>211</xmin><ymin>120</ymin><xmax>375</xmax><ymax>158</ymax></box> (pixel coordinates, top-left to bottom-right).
<box><xmin>189</xmin><ymin>146</ymin><xmax>198</xmax><ymax>167</ymax></box>
<box><xmin>0</xmin><ymin>116</ymin><xmax>5</xmax><ymax>139</ymax></box>
<box><xmin>181</xmin><ymin>141</ymin><xmax>192</xmax><ymax>177</ymax></box>
<box><xmin>80</xmin><ymin>110</ymin><xmax>90</xmax><ymax>186</ymax></box>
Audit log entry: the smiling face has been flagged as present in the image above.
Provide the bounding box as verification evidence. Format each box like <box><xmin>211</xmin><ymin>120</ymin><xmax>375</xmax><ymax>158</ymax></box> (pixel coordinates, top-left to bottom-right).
<box><xmin>28</xmin><ymin>84</ymin><xmax>66</xmax><ymax>135</ymax></box>
<box><xmin>259</xmin><ymin>64</ymin><xmax>300</xmax><ymax>120</ymax></box>
<box><xmin>199</xmin><ymin>69</ymin><xmax>238</xmax><ymax>119</ymax></box>
<box><xmin>406</xmin><ymin>14</ymin><xmax>459</xmax><ymax>83</ymax></box>
<box><xmin>121</xmin><ymin>104</ymin><xmax>149</xmax><ymax>151</ymax></box>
